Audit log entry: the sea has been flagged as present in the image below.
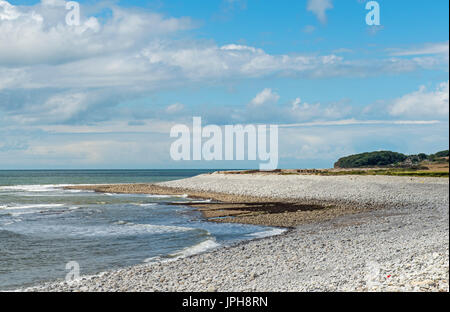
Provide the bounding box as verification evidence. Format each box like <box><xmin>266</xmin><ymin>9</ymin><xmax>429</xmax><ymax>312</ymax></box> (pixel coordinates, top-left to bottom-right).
<box><xmin>0</xmin><ymin>170</ymin><xmax>284</xmax><ymax>290</ymax></box>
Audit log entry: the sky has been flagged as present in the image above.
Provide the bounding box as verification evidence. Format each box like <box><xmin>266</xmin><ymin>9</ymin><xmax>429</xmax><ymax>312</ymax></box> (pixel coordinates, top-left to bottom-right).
<box><xmin>0</xmin><ymin>0</ymin><xmax>448</xmax><ymax>169</ymax></box>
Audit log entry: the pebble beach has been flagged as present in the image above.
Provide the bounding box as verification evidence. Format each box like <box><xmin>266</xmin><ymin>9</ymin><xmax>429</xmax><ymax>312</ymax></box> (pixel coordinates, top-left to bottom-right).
<box><xmin>22</xmin><ymin>173</ymin><xmax>449</xmax><ymax>292</ymax></box>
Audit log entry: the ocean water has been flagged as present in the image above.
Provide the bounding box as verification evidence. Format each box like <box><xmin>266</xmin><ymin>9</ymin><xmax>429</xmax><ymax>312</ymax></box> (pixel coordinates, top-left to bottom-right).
<box><xmin>0</xmin><ymin>170</ymin><xmax>283</xmax><ymax>290</ymax></box>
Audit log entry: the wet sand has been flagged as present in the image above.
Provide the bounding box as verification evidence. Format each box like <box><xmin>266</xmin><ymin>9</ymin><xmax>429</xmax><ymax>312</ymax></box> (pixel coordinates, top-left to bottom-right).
<box><xmin>65</xmin><ymin>183</ymin><xmax>377</xmax><ymax>227</ymax></box>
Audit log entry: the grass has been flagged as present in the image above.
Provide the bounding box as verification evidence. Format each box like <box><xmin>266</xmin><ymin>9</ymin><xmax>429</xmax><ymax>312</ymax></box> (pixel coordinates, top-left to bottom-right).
<box><xmin>319</xmin><ymin>169</ymin><xmax>449</xmax><ymax>178</ymax></box>
<box><xmin>224</xmin><ymin>169</ymin><xmax>448</xmax><ymax>177</ymax></box>
<box><xmin>220</xmin><ymin>161</ymin><xmax>449</xmax><ymax>178</ymax></box>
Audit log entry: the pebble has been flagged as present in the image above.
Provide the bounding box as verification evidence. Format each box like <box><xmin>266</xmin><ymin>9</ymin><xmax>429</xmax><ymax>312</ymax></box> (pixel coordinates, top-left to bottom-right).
<box><xmin>19</xmin><ymin>174</ymin><xmax>449</xmax><ymax>292</ymax></box>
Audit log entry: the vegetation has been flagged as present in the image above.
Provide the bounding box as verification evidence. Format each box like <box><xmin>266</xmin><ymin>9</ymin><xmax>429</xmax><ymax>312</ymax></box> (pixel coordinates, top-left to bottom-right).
<box><xmin>334</xmin><ymin>151</ymin><xmax>407</xmax><ymax>168</ymax></box>
<box><xmin>433</xmin><ymin>150</ymin><xmax>449</xmax><ymax>157</ymax></box>
<box><xmin>320</xmin><ymin>169</ymin><xmax>448</xmax><ymax>178</ymax></box>
<box><xmin>428</xmin><ymin>150</ymin><xmax>449</xmax><ymax>161</ymax></box>
<box><xmin>221</xmin><ymin>149</ymin><xmax>449</xmax><ymax>178</ymax></box>
<box><xmin>334</xmin><ymin>150</ymin><xmax>449</xmax><ymax>169</ymax></box>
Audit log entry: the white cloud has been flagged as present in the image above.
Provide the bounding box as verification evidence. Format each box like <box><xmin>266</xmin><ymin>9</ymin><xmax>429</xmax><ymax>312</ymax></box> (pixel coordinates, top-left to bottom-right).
<box><xmin>166</xmin><ymin>103</ymin><xmax>184</xmax><ymax>114</ymax></box>
<box><xmin>1</xmin><ymin>1</ymin><xmax>443</xmax><ymax>91</ymax></box>
<box><xmin>0</xmin><ymin>68</ymin><xmax>28</xmax><ymax>90</ymax></box>
<box><xmin>0</xmin><ymin>1</ymin><xmax>446</xmax><ymax>95</ymax></box>
<box><xmin>6</xmin><ymin>91</ymin><xmax>89</xmax><ymax>124</ymax></box>
<box><xmin>278</xmin><ymin>122</ymin><xmax>449</xmax><ymax>167</ymax></box>
<box><xmin>0</xmin><ymin>1</ymin><xmax>194</xmax><ymax>66</ymax></box>
<box><xmin>36</xmin><ymin>119</ymin><xmax>175</xmax><ymax>134</ymax></box>
<box><xmin>389</xmin><ymin>81</ymin><xmax>449</xmax><ymax>119</ymax></box>
<box><xmin>279</xmin><ymin>119</ymin><xmax>441</xmax><ymax>128</ymax></box>
<box><xmin>26</xmin><ymin>139</ymin><xmax>169</xmax><ymax>165</ymax></box>
<box><xmin>0</xmin><ymin>0</ymin><xmax>20</xmax><ymax>20</ymax></box>
<box><xmin>289</xmin><ymin>97</ymin><xmax>350</xmax><ymax>121</ymax></box>
<box><xmin>388</xmin><ymin>42</ymin><xmax>449</xmax><ymax>56</ymax></box>
<box><xmin>385</xmin><ymin>42</ymin><xmax>449</xmax><ymax>72</ymax></box>
<box><xmin>211</xmin><ymin>92</ymin><xmax>354</xmax><ymax>125</ymax></box>
<box><xmin>307</xmin><ymin>0</ymin><xmax>333</xmax><ymax>24</ymax></box>
<box><xmin>250</xmin><ymin>88</ymin><xmax>280</xmax><ymax>106</ymax></box>
<box><xmin>279</xmin><ymin>130</ymin><xmax>347</xmax><ymax>162</ymax></box>
<box><xmin>0</xmin><ymin>1</ymin><xmax>448</xmax><ymax>129</ymax></box>
<box><xmin>291</xmin><ymin>97</ymin><xmax>301</xmax><ymax>110</ymax></box>
<box><xmin>41</xmin><ymin>92</ymin><xmax>88</xmax><ymax>121</ymax></box>
<box><xmin>41</xmin><ymin>0</ymin><xmax>66</xmax><ymax>7</ymax></box>
<box><xmin>220</xmin><ymin>44</ymin><xmax>260</xmax><ymax>53</ymax></box>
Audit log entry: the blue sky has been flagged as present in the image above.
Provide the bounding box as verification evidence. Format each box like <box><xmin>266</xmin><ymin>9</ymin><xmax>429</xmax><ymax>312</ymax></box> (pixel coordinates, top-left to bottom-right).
<box><xmin>0</xmin><ymin>0</ymin><xmax>448</xmax><ymax>169</ymax></box>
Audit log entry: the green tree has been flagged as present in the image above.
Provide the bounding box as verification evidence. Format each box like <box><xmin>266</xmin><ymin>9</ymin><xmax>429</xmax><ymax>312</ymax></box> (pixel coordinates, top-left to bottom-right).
<box><xmin>334</xmin><ymin>151</ymin><xmax>408</xmax><ymax>168</ymax></box>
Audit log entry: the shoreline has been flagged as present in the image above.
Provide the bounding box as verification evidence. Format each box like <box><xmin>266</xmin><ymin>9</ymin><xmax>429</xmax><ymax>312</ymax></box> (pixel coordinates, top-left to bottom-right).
<box><xmin>64</xmin><ymin>182</ymin><xmax>382</xmax><ymax>228</ymax></box>
<box><xmin>18</xmin><ymin>174</ymin><xmax>449</xmax><ymax>291</ymax></box>
<box><xmin>16</xmin><ymin>226</ymin><xmax>292</xmax><ymax>293</ymax></box>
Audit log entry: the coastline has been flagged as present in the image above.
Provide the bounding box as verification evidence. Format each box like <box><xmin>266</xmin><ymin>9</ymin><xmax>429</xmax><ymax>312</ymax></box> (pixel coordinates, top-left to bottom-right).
<box><xmin>64</xmin><ymin>182</ymin><xmax>379</xmax><ymax>228</ymax></box>
<box><xmin>20</xmin><ymin>173</ymin><xmax>449</xmax><ymax>291</ymax></box>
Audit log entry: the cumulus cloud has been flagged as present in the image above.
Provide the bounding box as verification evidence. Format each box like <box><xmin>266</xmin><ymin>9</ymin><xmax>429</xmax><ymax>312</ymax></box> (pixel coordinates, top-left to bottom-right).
<box><xmin>206</xmin><ymin>90</ymin><xmax>354</xmax><ymax>125</ymax></box>
<box><xmin>0</xmin><ymin>1</ymin><xmax>194</xmax><ymax>66</ymax></box>
<box><xmin>1</xmin><ymin>1</ymin><xmax>448</xmax><ymax>169</ymax></box>
<box><xmin>0</xmin><ymin>1</ymin><xmax>448</xmax><ymax>128</ymax></box>
<box><xmin>307</xmin><ymin>0</ymin><xmax>333</xmax><ymax>24</ymax></box>
<box><xmin>389</xmin><ymin>81</ymin><xmax>449</xmax><ymax>119</ymax></box>
<box><xmin>1</xmin><ymin>1</ymin><xmax>444</xmax><ymax>89</ymax></box>
<box><xmin>0</xmin><ymin>0</ymin><xmax>20</xmax><ymax>20</ymax></box>
<box><xmin>250</xmin><ymin>88</ymin><xmax>279</xmax><ymax>106</ymax></box>
<box><xmin>289</xmin><ymin>97</ymin><xmax>351</xmax><ymax>121</ymax></box>
<box><xmin>0</xmin><ymin>1</ymin><xmax>446</xmax><ymax>90</ymax></box>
